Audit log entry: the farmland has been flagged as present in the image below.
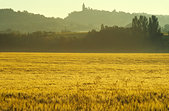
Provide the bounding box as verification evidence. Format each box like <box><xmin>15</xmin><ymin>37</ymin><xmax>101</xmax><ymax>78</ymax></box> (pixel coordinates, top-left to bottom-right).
<box><xmin>0</xmin><ymin>53</ymin><xmax>169</xmax><ymax>110</ymax></box>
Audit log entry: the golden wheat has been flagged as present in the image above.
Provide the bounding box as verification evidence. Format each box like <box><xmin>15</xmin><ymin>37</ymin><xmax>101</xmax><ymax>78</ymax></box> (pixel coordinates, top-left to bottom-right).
<box><xmin>0</xmin><ymin>53</ymin><xmax>169</xmax><ymax>110</ymax></box>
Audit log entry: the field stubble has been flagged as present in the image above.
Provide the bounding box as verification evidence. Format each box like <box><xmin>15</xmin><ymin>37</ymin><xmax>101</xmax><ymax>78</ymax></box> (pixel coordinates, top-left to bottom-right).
<box><xmin>0</xmin><ymin>53</ymin><xmax>169</xmax><ymax>110</ymax></box>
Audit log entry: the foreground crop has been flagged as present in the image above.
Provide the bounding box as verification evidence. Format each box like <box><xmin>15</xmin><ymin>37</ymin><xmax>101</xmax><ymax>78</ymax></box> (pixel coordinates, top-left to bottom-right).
<box><xmin>0</xmin><ymin>53</ymin><xmax>169</xmax><ymax>110</ymax></box>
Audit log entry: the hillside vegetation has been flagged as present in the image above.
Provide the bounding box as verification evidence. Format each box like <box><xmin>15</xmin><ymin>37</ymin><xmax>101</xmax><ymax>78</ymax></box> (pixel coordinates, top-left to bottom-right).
<box><xmin>0</xmin><ymin>9</ymin><xmax>90</xmax><ymax>32</ymax></box>
<box><xmin>1</xmin><ymin>15</ymin><xmax>169</xmax><ymax>52</ymax></box>
<box><xmin>1</xmin><ymin>7</ymin><xmax>169</xmax><ymax>32</ymax></box>
<box><xmin>66</xmin><ymin>7</ymin><xmax>169</xmax><ymax>28</ymax></box>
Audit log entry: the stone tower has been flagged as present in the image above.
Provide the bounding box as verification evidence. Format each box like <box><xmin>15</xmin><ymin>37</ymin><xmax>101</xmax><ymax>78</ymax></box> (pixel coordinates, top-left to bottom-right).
<box><xmin>82</xmin><ymin>3</ymin><xmax>85</xmax><ymax>11</ymax></box>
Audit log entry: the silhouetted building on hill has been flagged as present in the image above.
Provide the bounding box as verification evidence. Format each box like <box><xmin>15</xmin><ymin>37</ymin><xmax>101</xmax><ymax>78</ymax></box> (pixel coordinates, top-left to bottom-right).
<box><xmin>82</xmin><ymin>3</ymin><xmax>86</xmax><ymax>11</ymax></box>
<box><xmin>82</xmin><ymin>3</ymin><xmax>93</xmax><ymax>11</ymax></box>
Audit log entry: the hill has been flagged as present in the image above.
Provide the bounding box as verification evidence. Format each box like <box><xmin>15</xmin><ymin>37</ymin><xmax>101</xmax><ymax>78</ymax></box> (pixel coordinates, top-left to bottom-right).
<box><xmin>65</xmin><ymin>4</ymin><xmax>169</xmax><ymax>29</ymax></box>
<box><xmin>0</xmin><ymin>9</ymin><xmax>90</xmax><ymax>32</ymax></box>
<box><xmin>1</xmin><ymin>7</ymin><xmax>169</xmax><ymax>32</ymax></box>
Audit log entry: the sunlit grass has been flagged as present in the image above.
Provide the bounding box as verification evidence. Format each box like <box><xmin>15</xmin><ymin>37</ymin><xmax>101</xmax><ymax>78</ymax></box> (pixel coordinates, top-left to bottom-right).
<box><xmin>0</xmin><ymin>53</ymin><xmax>169</xmax><ymax>110</ymax></box>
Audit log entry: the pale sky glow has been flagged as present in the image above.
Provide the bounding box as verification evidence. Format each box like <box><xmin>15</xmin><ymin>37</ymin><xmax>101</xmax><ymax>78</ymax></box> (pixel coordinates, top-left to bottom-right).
<box><xmin>0</xmin><ymin>0</ymin><xmax>169</xmax><ymax>18</ymax></box>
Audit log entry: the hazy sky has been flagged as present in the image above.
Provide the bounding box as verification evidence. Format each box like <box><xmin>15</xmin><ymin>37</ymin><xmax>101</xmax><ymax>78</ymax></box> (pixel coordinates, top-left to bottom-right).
<box><xmin>0</xmin><ymin>0</ymin><xmax>169</xmax><ymax>18</ymax></box>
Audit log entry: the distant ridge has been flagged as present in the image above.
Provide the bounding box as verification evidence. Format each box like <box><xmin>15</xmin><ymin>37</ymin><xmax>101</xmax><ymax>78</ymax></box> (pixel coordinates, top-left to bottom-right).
<box><xmin>65</xmin><ymin>4</ymin><xmax>169</xmax><ymax>28</ymax></box>
<box><xmin>0</xmin><ymin>6</ymin><xmax>169</xmax><ymax>32</ymax></box>
<box><xmin>0</xmin><ymin>9</ymin><xmax>91</xmax><ymax>32</ymax></box>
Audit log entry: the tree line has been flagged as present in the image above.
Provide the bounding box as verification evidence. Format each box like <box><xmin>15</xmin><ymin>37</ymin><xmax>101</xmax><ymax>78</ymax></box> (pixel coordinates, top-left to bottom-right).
<box><xmin>0</xmin><ymin>15</ymin><xmax>169</xmax><ymax>52</ymax></box>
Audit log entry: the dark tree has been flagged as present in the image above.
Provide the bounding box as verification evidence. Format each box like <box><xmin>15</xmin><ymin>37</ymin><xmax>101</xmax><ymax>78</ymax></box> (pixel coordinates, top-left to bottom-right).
<box><xmin>101</xmin><ymin>24</ymin><xmax>105</xmax><ymax>30</ymax></box>
<box><xmin>163</xmin><ymin>24</ymin><xmax>169</xmax><ymax>33</ymax></box>
<box><xmin>132</xmin><ymin>16</ymin><xmax>148</xmax><ymax>33</ymax></box>
<box><xmin>132</xmin><ymin>16</ymin><xmax>139</xmax><ymax>31</ymax></box>
<box><xmin>139</xmin><ymin>16</ymin><xmax>148</xmax><ymax>33</ymax></box>
<box><xmin>148</xmin><ymin>15</ymin><xmax>161</xmax><ymax>37</ymax></box>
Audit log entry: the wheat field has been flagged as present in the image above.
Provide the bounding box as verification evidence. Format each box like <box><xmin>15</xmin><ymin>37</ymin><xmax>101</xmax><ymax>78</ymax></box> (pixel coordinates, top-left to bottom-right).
<box><xmin>0</xmin><ymin>53</ymin><xmax>169</xmax><ymax>110</ymax></box>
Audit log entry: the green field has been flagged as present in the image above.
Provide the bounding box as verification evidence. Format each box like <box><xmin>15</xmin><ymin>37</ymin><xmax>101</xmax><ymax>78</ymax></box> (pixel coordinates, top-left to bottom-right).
<box><xmin>0</xmin><ymin>53</ymin><xmax>169</xmax><ymax>110</ymax></box>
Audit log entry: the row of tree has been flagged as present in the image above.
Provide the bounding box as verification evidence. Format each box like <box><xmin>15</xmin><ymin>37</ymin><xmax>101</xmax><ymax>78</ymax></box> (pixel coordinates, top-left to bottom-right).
<box><xmin>132</xmin><ymin>15</ymin><xmax>162</xmax><ymax>39</ymax></box>
<box><xmin>0</xmin><ymin>15</ymin><xmax>169</xmax><ymax>52</ymax></box>
<box><xmin>86</xmin><ymin>15</ymin><xmax>165</xmax><ymax>51</ymax></box>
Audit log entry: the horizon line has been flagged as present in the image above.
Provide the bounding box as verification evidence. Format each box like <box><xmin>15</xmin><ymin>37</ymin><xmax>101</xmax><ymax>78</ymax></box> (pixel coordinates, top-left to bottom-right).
<box><xmin>0</xmin><ymin>7</ymin><xmax>169</xmax><ymax>19</ymax></box>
